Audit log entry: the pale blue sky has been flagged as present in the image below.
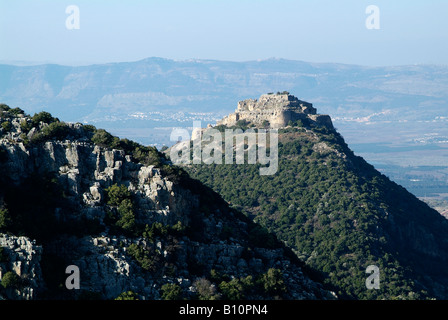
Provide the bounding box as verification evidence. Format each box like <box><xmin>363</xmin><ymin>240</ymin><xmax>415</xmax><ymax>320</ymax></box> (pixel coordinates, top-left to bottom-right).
<box><xmin>1</xmin><ymin>0</ymin><xmax>447</xmax><ymax>66</ymax></box>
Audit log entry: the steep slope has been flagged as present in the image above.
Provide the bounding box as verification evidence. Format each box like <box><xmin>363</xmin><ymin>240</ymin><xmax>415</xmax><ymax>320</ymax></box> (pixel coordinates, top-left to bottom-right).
<box><xmin>0</xmin><ymin>104</ymin><xmax>334</xmax><ymax>300</ymax></box>
<box><xmin>181</xmin><ymin>94</ymin><xmax>448</xmax><ymax>300</ymax></box>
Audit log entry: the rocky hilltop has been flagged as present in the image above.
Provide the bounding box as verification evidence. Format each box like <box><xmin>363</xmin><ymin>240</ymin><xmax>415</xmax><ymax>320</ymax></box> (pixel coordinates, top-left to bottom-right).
<box><xmin>0</xmin><ymin>104</ymin><xmax>334</xmax><ymax>300</ymax></box>
<box><xmin>217</xmin><ymin>92</ymin><xmax>333</xmax><ymax>129</ymax></box>
<box><xmin>184</xmin><ymin>93</ymin><xmax>448</xmax><ymax>300</ymax></box>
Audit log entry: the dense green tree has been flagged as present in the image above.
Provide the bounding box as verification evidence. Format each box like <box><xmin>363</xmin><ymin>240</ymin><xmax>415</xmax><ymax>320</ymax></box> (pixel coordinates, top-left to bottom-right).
<box><xmin>0</xmin><ymin>104</ymin><xmax>10</xmax><ymax>112</ymax></box>
<box><xmin>1</xmin><ymin>271</ymin><xmax>21</xmax><ymax>289</ymax></box>
<box><xmin>1</xmin><ymin>121</ymin><xmax>12</xmax><ymax>133</ymax></box>
<box><xmin>258</xmin><ymin>268</ymin><xmax>286</xmax><ymax>295</ymax></box>
<box><xmin>116</xmin><ymin>198</ymin><xmax>136</xmax><ymax>233</ymax></box>
<box><xmin>91</xmin><ymin>129</ymin><xmax>118</xmax><ymax>148</ymax></box>
<box><xmin>9</xmin><ymin>108</ymin><xmax>25</xmax><ymax>116</ymax></box>
<box><xmin>160</xmin><ymin>283</ymin><xmax>183</xmax><ymax>300</ymax></box>
<box><xmin>32</xmin><ymin>111</ymin><xmax>55</xmax><ymax>125</ymax></box>
<box><xmin>126</xmin><ymin>243</ymin><xmax>158</xmax><ymax>271</ymax></box>
<box><xmin>115</xmin><ymin>291</ymin><xmax>139</xmax><ymax>300</ymax></box>
<box><xmin>216</xmin><ymin>275</ymin><xmax>256</xmax><ymax>300</ymax></box>
<box><xmin>105</xmin><ymin>184</ymin><xmax>131</xmax><ymax>206</ymax></box>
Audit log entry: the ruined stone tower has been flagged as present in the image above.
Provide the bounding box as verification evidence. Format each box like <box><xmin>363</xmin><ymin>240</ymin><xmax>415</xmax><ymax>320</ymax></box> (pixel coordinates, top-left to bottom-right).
<box><xmin>217</xmin><ymin>92</ymin><xmax>333</xmax><ymax>129</ymax></box>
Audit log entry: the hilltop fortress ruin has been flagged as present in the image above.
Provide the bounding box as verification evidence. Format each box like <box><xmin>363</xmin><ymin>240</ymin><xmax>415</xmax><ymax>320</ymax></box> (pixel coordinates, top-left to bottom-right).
<box><xmin>217</xmin><ymin>92</ymin><xmax>333</xmax><ymax>129</ymax></box>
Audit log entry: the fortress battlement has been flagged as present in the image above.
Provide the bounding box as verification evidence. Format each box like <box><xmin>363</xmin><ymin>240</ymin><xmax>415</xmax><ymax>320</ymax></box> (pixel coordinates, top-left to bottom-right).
<box><xmin>217</xmin><ymin>93</ymin><xmax>333</xmax><ymax>129</ymax></box>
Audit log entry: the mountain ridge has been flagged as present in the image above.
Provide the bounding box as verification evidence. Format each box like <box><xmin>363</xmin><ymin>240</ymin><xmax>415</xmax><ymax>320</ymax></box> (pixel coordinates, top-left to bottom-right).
<box><xmin>0</xmin><ymin>104</ymin><xmax>334</xmax><ymax>300</ymax></box>
<box><xmin>2</xmin><ymin>57</ymin><xmax>448</xmax><ymax>123</ymax></box>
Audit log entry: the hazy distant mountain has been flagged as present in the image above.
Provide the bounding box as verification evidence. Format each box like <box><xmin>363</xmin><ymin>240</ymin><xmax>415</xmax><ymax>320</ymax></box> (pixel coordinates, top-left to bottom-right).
<box><xmin>1</xmin><ymin>57</ymin><xmax>447</xmax><ymax>125</ymax></box>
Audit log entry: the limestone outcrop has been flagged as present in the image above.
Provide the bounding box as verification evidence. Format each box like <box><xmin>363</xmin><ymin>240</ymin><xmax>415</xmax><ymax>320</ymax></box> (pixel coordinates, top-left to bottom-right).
<box><xmin>0</xmin><ymin>235</ymin><xmax>44</xmax><ymax>300</ymax></box>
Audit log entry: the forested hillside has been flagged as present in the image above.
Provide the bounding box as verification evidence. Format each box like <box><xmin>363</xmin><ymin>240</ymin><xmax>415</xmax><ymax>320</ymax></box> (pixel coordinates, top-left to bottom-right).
<box><xmin>185</xmin><ymin>124</ymin><xmax>448</xmax><ymax>299</ymax></box>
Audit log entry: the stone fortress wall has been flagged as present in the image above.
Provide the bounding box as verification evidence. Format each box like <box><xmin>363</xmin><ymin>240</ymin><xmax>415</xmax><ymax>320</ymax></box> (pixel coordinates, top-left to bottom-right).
<box><xmin>217</xmin><ymin>92</ymin><xmax>333</xmax><ymax>129</ymax></box>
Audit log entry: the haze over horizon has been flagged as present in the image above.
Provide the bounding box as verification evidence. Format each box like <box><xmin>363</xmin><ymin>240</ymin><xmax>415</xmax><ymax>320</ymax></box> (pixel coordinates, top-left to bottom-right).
<box><xmin>2</xmin><ymin>56</ymin><xmax>448</xmax><ymax>69</ymax></box>
<box><xmin>1</xmin><ymin>1</ymin><xmax>448</xmax><ymax>67</ymax></box>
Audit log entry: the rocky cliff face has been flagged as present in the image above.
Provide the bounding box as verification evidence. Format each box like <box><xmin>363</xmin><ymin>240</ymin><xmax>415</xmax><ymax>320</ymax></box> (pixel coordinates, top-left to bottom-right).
<box><xmin>0</xmin><ymin>107</ymin><xmax>334</xmax><ymax>300</ymax></box>
<box><xmin>0</xmin><ymin>234</ymin><xmax>44</xmax><ymax>300</ymax></box>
